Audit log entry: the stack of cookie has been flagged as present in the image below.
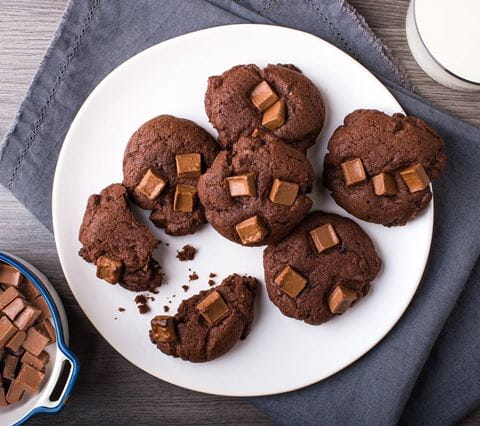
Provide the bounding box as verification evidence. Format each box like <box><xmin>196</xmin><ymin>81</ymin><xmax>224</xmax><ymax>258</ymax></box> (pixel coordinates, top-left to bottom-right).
<box><xmin>78</xmin><ymin>63</ymin><xmax>446</xmax><ymax>362</ymax></box>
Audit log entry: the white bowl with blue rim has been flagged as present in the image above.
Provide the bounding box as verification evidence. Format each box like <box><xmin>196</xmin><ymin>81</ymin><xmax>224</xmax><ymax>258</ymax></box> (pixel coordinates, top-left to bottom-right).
<box><xmin>0</xmin><ymin>252</ymin><xmax>79</xmax><ymax>425</ymax></box>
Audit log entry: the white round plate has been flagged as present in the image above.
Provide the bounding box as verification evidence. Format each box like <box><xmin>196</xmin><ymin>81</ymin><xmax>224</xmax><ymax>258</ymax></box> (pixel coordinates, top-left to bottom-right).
<box><xmin>53</xmin><ymin>24</ymin><xmax>433</xmax><ymax>397</ymax></box>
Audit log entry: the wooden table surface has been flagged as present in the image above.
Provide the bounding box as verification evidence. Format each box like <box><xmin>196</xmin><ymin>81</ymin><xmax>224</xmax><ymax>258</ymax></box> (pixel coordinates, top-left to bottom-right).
<box><xmin>0</xmin><ymin>0</ymin><xmax>479</xmax><ymax>424</ymax></box>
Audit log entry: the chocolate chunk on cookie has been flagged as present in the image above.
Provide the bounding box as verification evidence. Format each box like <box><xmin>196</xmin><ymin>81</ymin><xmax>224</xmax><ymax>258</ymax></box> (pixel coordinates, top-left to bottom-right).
<box><xmin>79</xmin><ymin>184</ymin><xmax>162</xmax><ymax>292</ymax></box>
<box><xmin>205</xmin><ymin>64</ymin><xmax>325</xmax><ymax>152</ymax></box>
<box><xmin>198</xmin><ymin>135</ymin><xmax>313</xmax><ymax>246</ymax></box>
<box><xmin>150</xmin><ymin>274</ymin><xmax>257</xmax><ymax>362</ymax></box>
<box><xmin>123</xmin><ymin>115</ymin><xmax>219</xmax><ymax>235</ymax></box>
<box><xmin>264</xmin><ymin>211</ymin><xmax>381</xmax><ymax>325</ymax></box>
<box><xmin>323</xmin><ymin>109</ymin><xmax>447</xmax><ymax>226</ymax></box>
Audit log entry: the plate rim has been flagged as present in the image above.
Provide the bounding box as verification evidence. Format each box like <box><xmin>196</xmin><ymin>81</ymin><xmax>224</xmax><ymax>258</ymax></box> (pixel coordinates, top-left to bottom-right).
<box><xmin>52</xmin><ymin>23</ymin><xmax>434</xmax><ymax>397</ymax></box>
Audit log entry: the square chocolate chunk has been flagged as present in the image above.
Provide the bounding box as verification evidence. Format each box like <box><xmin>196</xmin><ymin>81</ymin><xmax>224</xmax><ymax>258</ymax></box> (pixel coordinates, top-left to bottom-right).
<box><xmin>274</xmin><ymin>266</ymin><xmax>307</xmax><ymax>299</ymax></box>
<box><xmin>151</xmin><ymin>316</ymin><xmax>177</xmax><ymax>343</ymax></box>
<box><xmin>3</xmin><ymin>297</ymin><xmax>27</xmax><ymax>321</ymax></box>
<box><xmin>400</xmin><ymin>163</ymin><xmax>430</xmax><ymax>193</ymax></box>
<box><xmin>17</xmin><ymin>364</ymin><xmax>45</xmax><ymax>393</ymax></box>
<box><xmin>35</xmin><ymin>320</ymin><xmax>56</xmax><ymax>343</ymax></box>
<box><xmin>32</xmin><ymin>296</ymin><xmax>51</xmax><ymax>322</ymax></box>
<box><xmin>269</xmin><ymin>178</ymin><xmax>299</xmax><ymax>206</ymax></box>
<box><xmin>6</xmin><ymin>331</ymin><xmax>27</xmax><ymax>352</ymax></box>
<box><xmin>328</xmin><ymin>286</ymin><xmax>358</xmax><ymax>314</ymax></box>
<box><xmin>0</xmin><ymin>286</ymin><xmax>21</xmax><ymax>309</ymax></box>
<box><xmin>22</xmin><ymin>327</ymin><xmax>50</xmax><ymax>356</ymax></box>
<box><xmin>197</xmin><ymin>291</ymin><xmax>229</xmax><ymax>326</ymax></box>
<box><xmin>14</xmin><ymin>305</ymin><xmax>41</xmax><ymax>331</ymax></box>
<box><xmin>235</xmin><ymin>215</ymin><xmax>268</xmax><ymax>245</ymax></box>
<box><xmin>310</xmin><ymin>224</ymin><xmax>340</xmax><ymax>253</ymax></box>
<box><xmin>0</xmin><ymin>387</ymin><xmax>6</xmax><ymax>407</ymax></box>
<box><xmin>372</xmin><ymin>172</ymin><xmax>397</xmax><ymax>196</ymax></box>
<box><xmin>262</xmin><ymin>99</ymin><xmax>286</xmax><ymax>130</ymax></box>
<box><xmin>175</xmin><ymin>153</ymin><xmax>202</xmax><ymax>178</ymax></box>
<box><xmin>0</xmin><ymin>264</ymin><xmax>22</xmax><ymax>287</ymax></box>
<box><xmin>136</xmin><ymin>168</ymin><xmax>167</xmax><ymax>201</ymax></box>
<box><xmin>6</xmin><ymin>380</ymin><xmax>24</xmax><ymax>404</ymax></box>
<box><xmin>21</xmin><ymin>351</ymin><xmax>50</xmax><ymax>371</ymax></box>
<box><xmin>3</xmin><ymin>354</ymin><xmax>19</xmax><ymax>380</ymax></box>
<box><xmin>250</xmin><ymin>80</ymin><xmax>279</xmax><ymax>112</ymax></box>
<box><xmin>21</xmin><ymin>280</ymin><xmax>40</xmax><ymax>302</ymax></box>
<box><xmin>226</xmin><ymin>173</ymin><xmax>257</xmax><ymax>197</ymax></box>
<box><xmin>0</xmin><ymin>316</ymin><xmax>18</xmax><ymax>347</ymax></box>
<box><xmin>341</xmin><ymin>158</ymin><xmax>367</xmax><ymax>186</ymax></box>
<box><xmin>173</xmin><ymin>184</ymin><xmax>197</xmax><ymax>212</ymax></box>
<box><xmin>96</xmin><ymin>255</ymin><xmax>123</xmax><ymax>284</ymax></box>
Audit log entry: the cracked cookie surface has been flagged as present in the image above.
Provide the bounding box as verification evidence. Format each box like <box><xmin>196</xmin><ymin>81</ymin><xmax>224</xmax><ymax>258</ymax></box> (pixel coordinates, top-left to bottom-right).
<box><xmin>198</xmin><ymin>135</ymin><xmax>313</xmax><ymax>246</ymax></box>
<box><xmin>205</xmin><ymin>64</ymin><xmax>325</xmax><ymax>152</ymax></box>
<box><xmin>264</xmin><ymin>211</ymin><xmax>381</xmax><ymax>325</ymax></box>
<box><xmin>123</xmin><ymin>115</ymin><xmax>219</xmax><ymax>235</ymax></box>
<box><xmin>79</xmin><ymin>183</ymin><xmax>162</xmax><ymax>292</ymax></box>
<box><xmin>323</xmin><ymin>109</ymin><xmax>447</xmax><ymax>226</ymax></box>
<box><xmin>150</xmin><ymin>274</ymin><xmax>257</xmax><ymax>362</ymax></box>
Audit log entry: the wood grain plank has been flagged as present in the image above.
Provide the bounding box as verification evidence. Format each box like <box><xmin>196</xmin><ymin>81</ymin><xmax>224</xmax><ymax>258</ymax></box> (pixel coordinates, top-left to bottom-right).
<box><xmin>0</xmin><ymin>0</ymin><xmax>478</xmax><ymax>424</ymax></box>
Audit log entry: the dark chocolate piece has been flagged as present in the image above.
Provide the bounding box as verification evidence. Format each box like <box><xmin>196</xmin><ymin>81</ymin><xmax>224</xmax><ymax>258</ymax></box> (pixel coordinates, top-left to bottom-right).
<box><xmin>196</xmin><ymin>291</ymin><xmax>229</xmax><ymax>326</ymax></box>
<box><xmin>151</xmin><ymin>316</ymin><xmax>177</xmax><ymax>343</ymax></box>
<box><xmin>269</xmin><ymin>178</ymin><xmax>299</xmax><ymax>206</ymax></box>
<box><xmin>135</xmin><ymin>168</ymin><xmax>167</xmax><ymax>201</ymax></box>
<box><xmin>250</xmin><ymin>80</ymin><xmax>278</xmax><ymax>112</ymax></box>
<box><xmin>274</xmin><ymin>266</ymin><xmax>307</xmax><ymax>298</ymax></box>
<box><xmin>235</xmin><ymin>215</ymin><xmax>268</xmax><ymax>245</ymax></box>
<box><xmin>341</xmin><ymin>158</ymin><xmax>367</xmax><ymax>186</ymax></box>
<box><xmin>400</xmin><ymin>163</ymin><xmax>430</xmax><ymax>192</ymax></box>
<box><xmin>175</xmin><ymin>153</ymin><xmax>202</xmax><ymax>178</ymax></box>
<box><xmin>96</xmin><ymin>255</ymin><xmax>123</xmax><ymax>284</ymax></box>
<box><xmin>372</xmin><ymin>172</ymin><xmax>397</xmax><ymax>196</ymax></box>
<box><xmin>262</xmin><ymin>99</ymin><xmax>286</xmax><ymax>130</ymax></box>
<box><xmin>328</xmin><ymin>286</ymin><xmax>358</xmax><ymax>314</ymax></box>
<box><xmin>309</xmin><ymin>224</ymin><xmax>340</xmax><ymax>253</ymax></box>
<box><xmin>226</xmin><ymin>173</ymin><xmax>257</xmax><ymax>197</ymax></box>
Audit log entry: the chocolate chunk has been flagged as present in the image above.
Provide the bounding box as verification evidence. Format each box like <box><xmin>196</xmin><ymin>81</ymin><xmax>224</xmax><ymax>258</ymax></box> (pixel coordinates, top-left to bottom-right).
<box><xmin>0</xmin><ymin>264</ymin><xmax>22</xmax><ymax>287</ymax></box>
<box><xmin>32</xmin><ymin>296</ymin><xmax>51</xmax><ymax>322</ymax></box>
<box><xmin>372</xmin><ymin>172</ymin><xmax>397</xmax><ymax>196</ymax></box>
<box><xmin>6</xmin><ymin>380</ymin><xmax>24</xmax><ymax>404</ymax></box>
<box><xmin>173</xmin><ymin>184</ymin><xmax>197</xmax><ymax>212</ymax></box>
<box><xmin>135</xmin><ymin>168</ymin><xmax>167</xmax><ymax>201</ymax></box>
<box><xmin>21</xmin><ymin>351</ymin><xmax>50</xmax><ymax>371</ymax></box>
<box><xmin>235</xmin><ymin>215</ymin><xmax>268</xmax><ymax>245</ymax></box>
<box><xmin>226</xmin><ymin>173</ymin><xmax>257</xmax><ymax>197</ymax></box>
<box><xmin>400</xmin><ymin>163</ymin><xmax>430</xmax><ymax>193</ymax></box>
<box><xmin>250</xmin><ymin>80</ymin><xmax>279</xmax><ymax>112</ymax></box>
<box><xmin>20</xmin><ymin>280</ymin><xmax>40</xmax><ymax>302</ymax></box>
<box><xmin>262</xmin><ymin>99</ymin><xmax>286</xmax><ymax>130</ymax></box>
<box><xmin>0</xmin><ymin>317</ymin><xmax>18</xmax><ymax>347</ymax></box>
<box><xmin>175</xmin><ymin>153</ymin><xmax>202</xmax><ymax>178</ymax></box>
<box><xmin>274</xmin><ymin>266</ymin><xmax>307</xmax><ymax>298</ymax></box>
<box><xmin>341</xmin><ymin>158</ymin><xmax>367</xmax><ymax>186</ymax></box>
<box><xmin>176</xmin><ymin>244</ymin><xmax>197</xmax><ymax>261</ymax></box>
<box><xmin>328</xmin><ymin>286</ymin><xmax>358</xmax><ymax>314</ymax></box>
<box><xmin>269</xmin><ymin>178</ymin><xmax>299</xmax><ymax>206</ymax></box>
<box><xmin>96</xmin><ymin>255</ymin><xmax>123</xmax><ymax>284</ymax></box>
<box><xmin>3</xmin><ymin>298</ymin><xmax>27</xmax><ymax>321</ymax></box>
<box><xmin>196</xmin><ymin>291</ymin><xmax>229</xmax><ymax>326</ymax></box>
<box><xmin>6</xmin><ymin>331</ymin><xmax>26</xmax><ymax>352</ymax></box>
<box><xmin>3</xmin><ymin>354</ymin><xmax>19</xmax><ymax>380</ymax></box>
<box><xmin>309</xmin><ymin>224</ymin><xmax>340</xmax><ymax>253</ymax></box>
<box><xmin>0</xmin><ymin>387</ymin><xmax>6</xmax><ymax>407</ymax></box>
<box><xmin>17</xmin><ymin>364</ymin><xmax>45</xmax><ymax>393</ymax></box>
<box><xmin>22</xmin><ymin>327</ymin><xmax>49</xmax><ymax>356</ymax></box>
<box><xmin>151</xmin><ymin>315</ymin><xmax>177</xmax><ymax>343</ymax></box>
<box><xmin>0</xmin><ymin>287</ymin><xmax>21</xmax><ymax>309</ymax></box>
<box><xmin>35</xmin><ymin>320</ymin><xmax>56</xmax><ymax>343</ymax></box>
<box><xmin>14</xmin><ymin>305</ymin><xmax>41</xmax><ymax>331</ymax></box>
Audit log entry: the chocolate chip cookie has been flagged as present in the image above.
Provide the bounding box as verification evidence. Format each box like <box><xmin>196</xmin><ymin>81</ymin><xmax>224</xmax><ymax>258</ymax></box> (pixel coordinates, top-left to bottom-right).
<box><xmin>198</xmin><ymin>135</ymin><xmax>313</xmax><ymax>246</ymax></box>
<box><xmin>123</xmin><ymin>115</ymin><xmax>220</xmax><ymax>236</ymax></box>
<box><xmin>264</xmin><ymin>211</ymin><xmax>381</xmax><ymax>325</ymax></box>
<box><xmin>323</xmin><ymin>109</ymin><xmax>447</xmax><ymax>226</ymax></box>
<box><xmin>150</xmin><ymin>274</ymin><xmax>257</xmax><ymax>362</ymax></box>
<box><xmin>205</xmin><ymin>64</ymin><xmax>325</xmax><ymax>152</ymax></box>
<box><xmin>79</xmin><ymin>184</ymin><xmax>162</xmax><ymax>292</ymax></box>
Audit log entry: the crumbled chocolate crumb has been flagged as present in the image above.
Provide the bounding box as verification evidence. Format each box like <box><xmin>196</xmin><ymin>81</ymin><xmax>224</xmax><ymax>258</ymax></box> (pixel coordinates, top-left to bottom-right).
<box><xmin>151</xmin><ymin>289</ymin><xmax>159</xmax><ymax>294</ymax></box>
<box><xmin>114</xmin><ymin>317</ymin><xmax>117</xmax><ymax>320</ymax></box>
<box><xmin>189</xmin><ymin>272</ymin><xmax>199</xmax><ymax>281</ymax></box>
<box><xmin>135</xmin><ymin>295</ymin><xmax>147</xmax><ymax>304</ymax></box>
<box><xmin>176</xmin><ymin>244</ymin><xmax>197</xmax><ymax>261</ymax></box>
<box><xmin>166</xmin><ymin>243</ymin><xmax>170</xmax><ymax>246</ymax></box>
<box><xmin>163</xmin><ymin>305</ymin><xmax>170</xmax><ymax>312</ymax></box>
<box><xmin>148</xmin><ymin>296</ymin><xmax>155</xmax><ymax>302</ymax></box>
<box><xmin>138</xmin><ymin>304</ymin><xmax>150</xmax><ymax>314</ymax></box>
<box><xmin>182</xmin><ymin>285</ymin><xmax>189</xmax><ymax>292</ymax></box>
<box><xmin>118</xmin><ymin>307</ymin><xmax>125</xmax><ymax>312</ymax></box>
<box><xmin>208</xmin><ymin>279</ymin><xmax>215</xmax><ymax>287</ymax></box>
<box><xmin>172</xmin><ymin>295</ymin><xmax>176</xmax><ymax>298</ymax></box>
<box><xmin>209</xmin><ymin>272</ymin><xmax>217</xmax><ymax>278</ymax></box>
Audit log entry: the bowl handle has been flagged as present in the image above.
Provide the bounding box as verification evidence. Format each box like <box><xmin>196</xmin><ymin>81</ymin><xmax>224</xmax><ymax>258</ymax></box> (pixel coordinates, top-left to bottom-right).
<box><xmin>15</xmin><ymin>347</ymin><xmax>80</xmax><ymax>425</ymax></box>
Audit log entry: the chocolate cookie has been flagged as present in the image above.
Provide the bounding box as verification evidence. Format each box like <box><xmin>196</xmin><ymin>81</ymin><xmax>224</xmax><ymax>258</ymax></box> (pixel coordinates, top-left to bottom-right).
<box><xmin>150</xmin><ymin>274</ymin><xmax>257</xmax><ymax>362</ymax></box>
<box><xmin>198</xmin><ymin>135</ymin><xmax>313</xmax><ymax>246</ymax></box>
<box><xmin>205</xmin><ymin>64</ymin><xmax>325</xmax><ymax>152</ymax></box>
<box><xmin>79</xmin><ymin>184</ymin><xmax>162</xmax><ymax>292</ymax></box>
<box><xmin>123</xmin><ymin>115</ymin><xmax>220</xmax><ymax>235</ymax></box>
<box><xmin>323</xmin><ymin>109</ymin><xmax>447</xmax><ymax>226</ymax></box>
<box><xmin>264</xmin><ymin>211</ymin><xmax>381</xmax><ymax>325</ymax></box>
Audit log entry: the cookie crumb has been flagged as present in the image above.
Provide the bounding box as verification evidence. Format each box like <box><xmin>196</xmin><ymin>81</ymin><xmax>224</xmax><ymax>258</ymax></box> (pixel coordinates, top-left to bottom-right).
<box><xmin>209</xmin><ymin>272</ymin><xmax>217</xmax><ymax>278</ymax></box>
<box><xmin>163</xmin><ymin>305</ymin><xmax>169</xmax><ymax>312</ymax></box>
<box><xmin>189</xmin><ymin>272</ymin><xmax>199</xmax><ymax>281</ymax></box>
<box><xmin>135</xmin><ymin>295</ymin><xmax>147</xmax><ymax>305</ymax></box>
<box><xmin>138</xmin><ymin>304</ymin><xmax>150</xmax><ymax>314</ymax></box>
<box><xmin>182</xmin><ymin>285</ymin><xmax>189</xmax><ymax>292</ymax></box>
<box><xmin>118</xmin><ymin>307</ymin><xmax>125</xmax><ymax>312</ymax></box>
<box><xmin>166</xmin><ymin>243</ymin><xmax>170</xmax><ymax>247</ymax></box>
<box><xmin>176</xmin><ymin>245</ymin><xmax>197</xmax><ymax>261</ymax></box>
<box><xmin>151</xmin><ymin>289</ymin><xmax>159</xmax><ymax>294</ymax></box>
<box><xmin>208</xmin><ymin>279</ymin><xmax>215</xmax><ymax>287</ymax></box>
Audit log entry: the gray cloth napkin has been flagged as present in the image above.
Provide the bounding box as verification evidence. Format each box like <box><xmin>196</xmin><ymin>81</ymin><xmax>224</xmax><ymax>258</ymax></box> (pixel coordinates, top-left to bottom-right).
<box><xmin>1</xmin><ymin>1</ymin><xmax>479</xmax><ymax>424</ymax></box>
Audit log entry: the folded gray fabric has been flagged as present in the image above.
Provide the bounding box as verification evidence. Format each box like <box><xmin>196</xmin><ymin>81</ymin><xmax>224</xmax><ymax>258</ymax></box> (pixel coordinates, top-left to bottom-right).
<box><xmin>1</xmin><ymin>0</ymin><xmax>479</xmax><ymax>424</ymax></box>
